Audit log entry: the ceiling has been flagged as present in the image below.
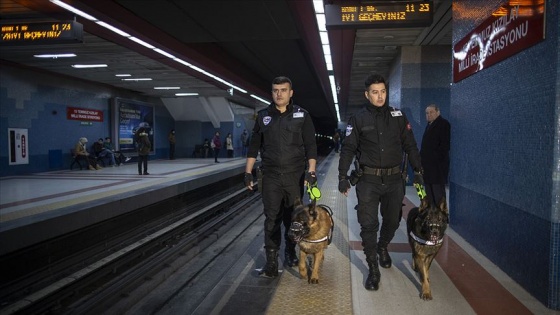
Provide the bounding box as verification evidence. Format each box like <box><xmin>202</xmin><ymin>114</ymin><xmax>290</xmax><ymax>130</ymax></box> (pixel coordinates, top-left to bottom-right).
<box><xmin>0</xmin><ymin>0</ymin><xmax>452</xmax><ymax>134</ymax></box>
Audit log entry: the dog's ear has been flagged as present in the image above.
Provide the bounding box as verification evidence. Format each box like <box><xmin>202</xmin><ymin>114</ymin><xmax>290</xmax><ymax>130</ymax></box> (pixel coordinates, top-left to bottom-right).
<box><xmin>419</xmin><ymin>196</ymin><xmax>429</xmax><ymax>211</ymax></box>
<box><xmin>294</xmin><ymin>197</ymin><xmax>303</xmax><ymax>208</ymax></box>
<box><xmin>308</xmin><ymin>199</ymin><xmax>318</xmax><ymax>219</ymax></box>
<box><xmin>438</xmin><ymin>196</ymin><xmax>449</xmax><ymax>215</ymax></box>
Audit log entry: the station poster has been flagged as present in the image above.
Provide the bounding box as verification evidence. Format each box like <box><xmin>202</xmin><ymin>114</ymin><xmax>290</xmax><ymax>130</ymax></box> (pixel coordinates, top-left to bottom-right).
<box><xmin>112</xmin><ymin>98</ymin><xmax>154</xmax><ymax>154</ymax></box>
<box><xmin>8</xmin><ymin>128</ymin><xmax>28</xmax><ymax>165</ymax></box>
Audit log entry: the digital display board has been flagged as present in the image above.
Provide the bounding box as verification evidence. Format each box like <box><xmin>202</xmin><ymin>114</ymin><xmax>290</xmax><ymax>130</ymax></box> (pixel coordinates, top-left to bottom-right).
<box><xmin>325</xmin><ymin>1</ymin><xmax>433</xmax><ymax>29</ymax></box>
<box><xmin>1</xmin><ymin>20</ymin><xmax>83</xmax><ymax>45</ymax></box>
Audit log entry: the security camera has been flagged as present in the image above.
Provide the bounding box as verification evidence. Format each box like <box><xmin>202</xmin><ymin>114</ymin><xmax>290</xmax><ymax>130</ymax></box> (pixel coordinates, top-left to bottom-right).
<box><xmin>227</xmin><ymin>88</ymin><xmax>234</xmax><ymax>96</ymax></box>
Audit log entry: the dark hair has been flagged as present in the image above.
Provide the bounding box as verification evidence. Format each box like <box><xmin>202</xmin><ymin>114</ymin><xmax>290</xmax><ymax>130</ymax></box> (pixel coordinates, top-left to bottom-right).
<box><xmin>105</xmin><ymin>137</ymin><xmax>111</xmax><ymax>140</ymax></box>
<box><xmin>364</xmin><ymin>73</ymin><xmax>386</xmax><ymax>90</ymax></box>
<box><xmin>272</xmin><ymin>76</ymin><xmax>292</xmax><ymax>89</ymax></box>
<box><xmin>98</xmin><ymin>138</ymin><xmax>104</xmax><ymax>141</ymax></box>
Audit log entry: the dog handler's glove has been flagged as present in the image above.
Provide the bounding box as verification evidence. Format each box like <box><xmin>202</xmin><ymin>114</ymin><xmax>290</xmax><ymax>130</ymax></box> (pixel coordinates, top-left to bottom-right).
<box><xmin>244</xmin><ymin>172</ymin><xmax>253</xmax><ymax>188</ymax></box>
<box><xmin>305</xmin><ymin>171</ymin><xmax>317</xmax><ymax>186</ymax></box>
<box><xmin>413</xmin><ymin>169</ymin><xmax>424</xmax><ymax>186</ymax></box>
<box><xmin>338</xmin><ymin>175</ymin><xmax>351</xmax><ymax>194</ymax></box>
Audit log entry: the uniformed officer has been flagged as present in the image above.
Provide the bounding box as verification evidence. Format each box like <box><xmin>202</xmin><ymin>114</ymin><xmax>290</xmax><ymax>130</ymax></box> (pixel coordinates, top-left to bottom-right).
<box><xmin>244</xmin><ymin>76</ymin><xmax>318</xmax><ymax>278</ymax></box>
<box><xmin>338</xmin><ymin>73</ymin><xmax>424</xmax><ymax>290</ymax></box>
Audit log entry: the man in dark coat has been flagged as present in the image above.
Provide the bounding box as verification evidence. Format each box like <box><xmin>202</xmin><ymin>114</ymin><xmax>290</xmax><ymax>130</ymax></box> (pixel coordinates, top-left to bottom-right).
<box><xmin>421</xmin><ymin>104</ymin><xmax>451</xmax><ymax>206</ymax></box>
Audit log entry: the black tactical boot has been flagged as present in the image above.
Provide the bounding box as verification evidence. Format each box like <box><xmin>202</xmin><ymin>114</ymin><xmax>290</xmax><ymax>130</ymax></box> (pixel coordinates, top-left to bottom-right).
<box><xmin>259</xmin><ymin>249</ymin><xmax>279</xmax><ymax>278</ymax></box>
<box><xmin>377</xmin><ymin>247</ymin><xmax>392</xmax><ymax>268</ymax></box>
<box><xmin>284</xmin><ymin>242</ymin><xmax>299</xmax><ymax>267</ymax></box>
<box><xmin>365</xmin><ymin>257</ymin><xmax>381</xmax><ymax>291</ymax></box>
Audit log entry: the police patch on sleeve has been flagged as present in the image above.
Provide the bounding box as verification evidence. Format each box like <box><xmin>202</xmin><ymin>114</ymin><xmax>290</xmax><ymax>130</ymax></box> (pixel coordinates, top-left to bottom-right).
<box><xmin>263</xmin><ymin>116</ymin><xmax>272</xmax><ymax>125</ymax></box>
<box><xmin>345</xmin><ymin>125</ymin><xmax>353</xmax><ymax>137</ymax></box>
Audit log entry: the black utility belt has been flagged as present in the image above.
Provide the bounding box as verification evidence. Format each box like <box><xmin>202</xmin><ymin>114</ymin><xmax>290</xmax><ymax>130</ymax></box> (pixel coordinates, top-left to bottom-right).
<box><xmin>362</xmin><ymin>165</ymin><xmax>401</xmax><ymax>176</ymax></box>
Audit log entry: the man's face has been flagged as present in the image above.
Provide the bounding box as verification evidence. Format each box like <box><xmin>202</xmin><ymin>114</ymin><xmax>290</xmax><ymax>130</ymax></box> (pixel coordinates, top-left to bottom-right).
<box><xmin>364</xmin><ymin>83</ymin><xmax>386</xmax><ymax>107</ymax></box>
<box><xmin>272</xmin><ymin>82</ymin><xmax>293</xmax><ymax>108</ymax></box>
<box><xmin>425</xmin><ymin>107</ymin><xmax>440</xmax><ymax>123</ymax></box>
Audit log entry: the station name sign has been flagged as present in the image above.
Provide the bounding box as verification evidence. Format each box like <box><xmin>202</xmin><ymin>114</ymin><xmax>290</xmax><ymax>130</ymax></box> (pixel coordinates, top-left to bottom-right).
<box><xmin>325</xmin><ymin>1</ymin><xmax>433</xmax><ymax>29</ymax></box>
<box><xmin>452</xmin><ymin>2</ymin><xmax>545</xmax><ymax>82</ymax></box>
<box><xmin>1</xmin><ymin>20</ymin><xmax>83</xmax><ymax>45</ymax></box>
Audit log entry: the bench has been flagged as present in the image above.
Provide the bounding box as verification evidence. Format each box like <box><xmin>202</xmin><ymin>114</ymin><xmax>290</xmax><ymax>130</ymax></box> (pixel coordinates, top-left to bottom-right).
<box><xmin>70</xmin><ymin>149</ymin><xmax>86</xmax><ymax>170</ymax></box>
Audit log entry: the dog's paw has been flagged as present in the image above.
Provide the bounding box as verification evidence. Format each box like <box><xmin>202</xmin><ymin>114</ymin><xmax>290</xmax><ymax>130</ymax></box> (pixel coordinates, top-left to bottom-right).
<box><xmin>420</xmin><ymin>292</ymin><xmax>433</xmax><ymax>300</ymax></box>
<box><xmin>309</xmin><ymin>278</ymin><xmax>319</xmax><ymax>284</ymax></box>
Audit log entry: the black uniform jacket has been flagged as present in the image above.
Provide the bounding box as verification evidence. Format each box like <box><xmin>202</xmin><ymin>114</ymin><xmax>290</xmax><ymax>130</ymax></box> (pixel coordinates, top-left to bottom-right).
<box><xmin>248</xmin><ymin>101</ymin><xmax>317</xmax><ymax>174</ymax></box>
<box><xmin>420</xmin><ymin>115</ymin><xmax>451</xmax><ymax>184</ymax></box>
<box><xmin>338</xmin><ymin>103</ymin><xmax>422</xmax><ymax>177</ymax></box>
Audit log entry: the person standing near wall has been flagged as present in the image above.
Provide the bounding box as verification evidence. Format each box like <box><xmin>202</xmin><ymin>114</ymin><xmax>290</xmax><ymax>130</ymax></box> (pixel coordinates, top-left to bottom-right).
<box><xmin>333</xmin><ymin>130</ymin><xmax>340</xmax><ymax>153</ymax></box>
<box><xmin>168</xmin><ymin>129</ymin><xmax>176</xmax><ymax>160</ymax></box>
<box><xmin>338</xmin><ymin>73</ymin><xmax>423</xmax><ymax>291</ymax></box>
<box><xmin>136</xmin><ymin>128</ymin><xmax>151</xmax><ymax>175</ymax></box>
<box><xmin>226</xmin><ymin>133</ymin><xmax>234</xmax><ymax>158</ymax></box>
<box><xmin>240</xmin><ymin>129</ymin><xmax>249</xmax><ymax>157</ymax></box>
<box><xmin>212</xmin><ymin>131</ymin><xmax>222</xmax><ymax>163</ymax></box>
<box><xmin>243</xmin><ymin>76</ymin><xmax>318</xmax><ymax>278</ymax></box>
<box><xmin>421</xmin><ymin>104</ymin><xmax>451</xmax><ymax>206</ymax></box>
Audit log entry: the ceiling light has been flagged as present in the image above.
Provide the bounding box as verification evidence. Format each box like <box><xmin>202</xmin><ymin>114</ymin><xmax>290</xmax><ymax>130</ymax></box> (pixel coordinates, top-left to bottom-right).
<box><xmin>154</xmin><ymin>87</ymin><xmax>180</xmax><ymax>90</ymax></box>
<box><xmin>96</xmin><ymin>21</ymin><xmax>130</xmax><ymax>37</ymax></box>
<box><xmin>71</xmin><ymin>64</ymin><xmax>108</xmax><ymax>68</ymax></box>
<box><xmin>49</xmin><ymin>0</ymin><xmax>97</xmax><ymax>21</ymax></box>
<box><xmin>115</xmin><ymin>74</ymin><xmax>131</xmax><ymax>77</ymax></box>
<box><xmin>153</xmin><ymin>48</ymin><xmax>176</xmax><ymax>59</ymax></box>
<box><xmin>175</xmin><ymin>93</ymin><xmax>198</xmax><ymax>96</ymax></box>
<box><xmin>173</xmin><ymin>58</ymin><xmax>192</xmax><ymax>67</ymax></box>
<box><xmin>33</xmin><ymin>53</ymin><xmax>76</xmax><ymax>58</ymax></box>
<box><xmin>128</xmin><ymin>36</ymin><xmax>155</xmax><ymax>49</ymax></box>
<box><xmin>122</xmin><ymin>78</ymin><xmax>152</xmax><ymax>81</ymax></box>
<box><xmin>250</xmin><ymin>94</ymin><xmax>269</xmax><ymax>104</ymax></box>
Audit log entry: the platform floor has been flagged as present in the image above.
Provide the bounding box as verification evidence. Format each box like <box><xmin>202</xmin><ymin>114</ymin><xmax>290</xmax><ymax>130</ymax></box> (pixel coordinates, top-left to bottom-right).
<box><xmin>0</xmin><ymin>154</ymin><xmax>556</xmax><ymax>314</ymax></box>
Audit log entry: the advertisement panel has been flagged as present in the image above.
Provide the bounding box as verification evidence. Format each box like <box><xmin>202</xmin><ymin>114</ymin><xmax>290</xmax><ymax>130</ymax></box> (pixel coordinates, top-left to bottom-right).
<box><xmin>112</xmin><ymin>98</ymin><xmax>154</xmax><ymax>154</ymax></box>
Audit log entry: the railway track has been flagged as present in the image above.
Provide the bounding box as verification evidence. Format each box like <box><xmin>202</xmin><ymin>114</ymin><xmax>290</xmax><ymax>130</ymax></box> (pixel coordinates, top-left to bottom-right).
<box><xmin>0</xmin><ymin>177</ymin><xmax>260</xmax><ymax>314</ymax></box>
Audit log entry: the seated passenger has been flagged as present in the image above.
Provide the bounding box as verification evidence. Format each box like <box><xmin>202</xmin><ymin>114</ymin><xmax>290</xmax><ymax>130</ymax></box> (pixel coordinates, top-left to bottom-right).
<box><xmin>103</xmin><ymin>137</ymin><xmax>131</xmax><ymax>165</ymax></box>
<box><xmin>93</xmin><ymin>138</ymin><xmax>117</xmax><ymax>166</ymax></box>
<box><xmin>74</xmin><ymin>137</ymin><xmax>101</xmax><ymax>170</ymax></box>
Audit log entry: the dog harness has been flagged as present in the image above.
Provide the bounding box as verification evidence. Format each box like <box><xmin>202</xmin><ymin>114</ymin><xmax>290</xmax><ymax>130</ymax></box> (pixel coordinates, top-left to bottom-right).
<box><xmin>409</xmin><ymin>231</ymin><xmax>444</xmax><ymax>246</ymax></box>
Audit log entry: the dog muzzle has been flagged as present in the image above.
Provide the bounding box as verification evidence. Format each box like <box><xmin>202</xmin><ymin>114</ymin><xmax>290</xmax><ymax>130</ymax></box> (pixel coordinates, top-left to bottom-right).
<box><xmin>288</xmin><ymin>222</ymin><xmax>309</xmax><ymax>243</ymax></box>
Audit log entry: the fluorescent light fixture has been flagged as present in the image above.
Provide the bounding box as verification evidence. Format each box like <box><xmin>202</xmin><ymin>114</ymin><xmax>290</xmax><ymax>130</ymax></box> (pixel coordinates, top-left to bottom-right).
<box><xmin>316</xmin><ymin>14</ymin><xmax>326</xmax><ymax>31</ymax></box>
<box><xmin>313</xmin><ymin>0</ymin><xmax>324</xmax><ymax>13</ymax></box>
<box><xmin>322</xmin><ymin>44</ymin><xmax>331</xmax><ymax>55</ymax></box>
<box><xmin>250</xmin><ymin>94</ymin><xmax>269</xmax><ymax>104</ymax></box>
<box><xmin>154</xmin><ymin>87</ymin><xmax>180</xmax><ymax>90</ymax></box>
<box><xmin>122</xmin><ymin>78</ymin><xmax>152</xmax><ymax>81</ymax></box>
<box><xmin>319</xmin><ymin>32</ymin><xmax>329</xmax><ymax>45</ymax></box>
<box><xmin>173</xmin><ymin>58</ymin><xmax>192</xmax><ymax>67</ymax></box>
<box><xmin>129</xmin><ymin>36</ymin><xmax>155</xmax><ymax>49</ymax></box>
<box><xmin>71</xmin><ymin>64</ymin><xmax>108</xmax><ymax>68</ymax></box>
<box><xmin>96</xmin><ymin>21</ymin><xmax>130</xmax><ymax>37</ymax></box>
<box><xmin>153</xmin><ymin>48</ymin><xmax>176</xmax><ymax>59</ymax></box>
<box><xmin>33</xmin><ymin>53</ymin><xmax>76</xmax><ymax>58</ymax></box>
<box><xmin>175</xmin><ymin>93</ymin><xmax>199</xmax><ymax>96</ymax></box>
<box><xmin>49</xmin><ymin>0</ymin><xmax>97</xmax><ymax>21</ymax></box>
<box><xmin>115</xmin><ymin>74</ymin><xmax>131</xmax><ymax>77</ymax></box>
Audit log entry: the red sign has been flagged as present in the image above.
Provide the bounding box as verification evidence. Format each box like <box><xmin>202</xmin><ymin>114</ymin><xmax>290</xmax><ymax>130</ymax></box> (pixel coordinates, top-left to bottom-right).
<box><xmin>67</xmin><ymin>107</ymin><xmax>103</xmax><ymax>122</ymax></box>
<box><xmin>452</xmin><ymin>1</ymin><xmax>545</xmax><ymax>83</ymax></box>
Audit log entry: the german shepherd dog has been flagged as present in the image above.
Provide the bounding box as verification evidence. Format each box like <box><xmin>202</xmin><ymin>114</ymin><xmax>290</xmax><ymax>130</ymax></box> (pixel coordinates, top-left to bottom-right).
<box><xmin>406</xmin><ymin>197</ymin><xmax>449</xmax><ymax>300</ymax></box>
<box><xmin>288</xmin><ymin>198</ymin><xmax>334</xmax><ymax>284</ymax></box>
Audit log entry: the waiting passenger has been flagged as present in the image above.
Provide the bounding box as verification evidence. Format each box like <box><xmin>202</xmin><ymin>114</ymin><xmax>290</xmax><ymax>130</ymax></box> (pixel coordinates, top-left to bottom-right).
<box><xmin>93</xmin><ymin>138</ymin><xmax>117</xmax><ymax>166</ymax></box>
<box><xmin>136</xmin><ymin>128</ymin><xmax>151</xmax><ymax>175</ymax></box>
<box><xmin>74</xmin><ymin>137</ymin><xmax>101</xmax><ymax>170</ymax></box>
<box><xmin>104</xmin><ymin>137</ymin><xmax>131</xmax><ymax>165</ymax></box>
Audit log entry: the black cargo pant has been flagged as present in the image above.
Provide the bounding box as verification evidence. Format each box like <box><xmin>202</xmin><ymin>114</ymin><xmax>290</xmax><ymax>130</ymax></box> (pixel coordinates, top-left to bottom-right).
<box><xmin>261</xmin><ymin>170</ymin><xmax>304</xmax><ymax>251</ymax></box>
<box><xmin>355</xmin><ymin>173</ymin><xmax>404</xmax><ymax>261</ymax></box>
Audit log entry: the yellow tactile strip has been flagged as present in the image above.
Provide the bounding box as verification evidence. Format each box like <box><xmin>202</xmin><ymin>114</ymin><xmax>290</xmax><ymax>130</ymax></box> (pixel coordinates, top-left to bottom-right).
<box><xmin>266</xmin><ymin>157</ymin><xmax>353</xmax><ymax>315</ymax></box>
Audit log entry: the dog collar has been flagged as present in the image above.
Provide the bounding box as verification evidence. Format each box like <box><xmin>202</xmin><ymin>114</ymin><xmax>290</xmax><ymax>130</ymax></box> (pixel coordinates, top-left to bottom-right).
<box><xmin>303</xmin><ymin>235</ymin><xmax>329</xmax><ymax>243</ymax></box>
<box><xmin>409</xmin><ymin>231</ymin><xmax>443</xmax><ymax>246</ymax></box>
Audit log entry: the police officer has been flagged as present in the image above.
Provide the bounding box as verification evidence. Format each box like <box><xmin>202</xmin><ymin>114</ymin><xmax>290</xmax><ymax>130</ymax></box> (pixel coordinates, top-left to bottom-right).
<box><xmin>338</xmin><ymin>73</ymin><xmax>423</xmax><ymax>291</ymax></box>
<box><xmin>244</xmin><ymin>76</ymin><xmax>318</xmax><ymax>278</ymax></box>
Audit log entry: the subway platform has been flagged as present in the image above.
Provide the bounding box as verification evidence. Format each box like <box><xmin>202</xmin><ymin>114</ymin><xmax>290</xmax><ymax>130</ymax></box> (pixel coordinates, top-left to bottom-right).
<box><xmin>0</xmin><ymin>153</ymin><xmax>556</xmax><ymax>314</ymax></box>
